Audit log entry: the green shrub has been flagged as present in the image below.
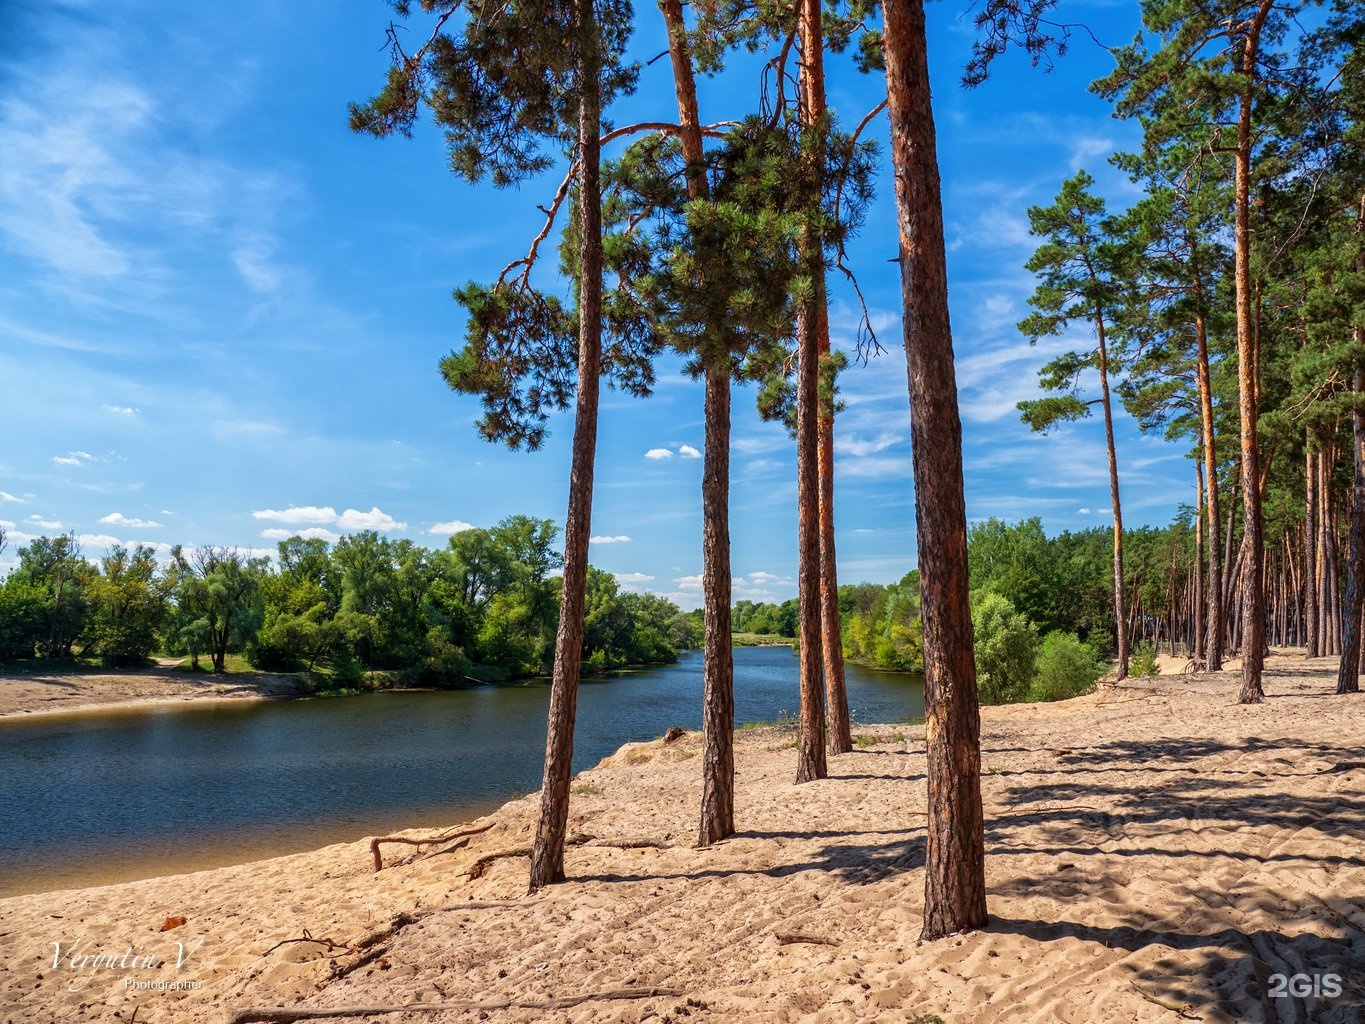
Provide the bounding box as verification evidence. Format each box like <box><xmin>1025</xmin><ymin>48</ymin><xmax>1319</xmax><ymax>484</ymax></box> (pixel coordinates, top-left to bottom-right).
<box><xmin>1130</xmin><ymin>640</ymin><xmax>1161</xmax><ymax>678</ymax></box>
<box><xmin>971</xmin><ymin>592</ymin><xmax>1037</xmax><ymax>705</ymax></box>
<box><xmin>1030</xmin><ymin>631</ymin><xmax>1104</xmax><ymax>702</ymax></box>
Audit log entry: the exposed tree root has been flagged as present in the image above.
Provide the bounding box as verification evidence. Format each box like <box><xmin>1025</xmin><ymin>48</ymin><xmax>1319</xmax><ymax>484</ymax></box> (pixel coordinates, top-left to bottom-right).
<box><xmin>369</xmin><ymin>822</ymin><xmax>495</xmax><ymax>871</ymax></box>
<box><xmin>229</xmin><ymin>987</ymin><xmax>685</xmax><ymax>1023</ymax></box>
<box><xmin>775</xmin><ymin>932</ymin><xmax>838</xmax><ymax>946</ymax></box>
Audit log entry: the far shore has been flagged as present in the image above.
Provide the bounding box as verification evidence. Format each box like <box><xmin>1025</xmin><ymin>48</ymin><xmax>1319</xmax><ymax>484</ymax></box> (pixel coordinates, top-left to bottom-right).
<box><xmin>0</xmin><ymin>662</ymin><xmax>304</xmax><ymax>721</ymax></box>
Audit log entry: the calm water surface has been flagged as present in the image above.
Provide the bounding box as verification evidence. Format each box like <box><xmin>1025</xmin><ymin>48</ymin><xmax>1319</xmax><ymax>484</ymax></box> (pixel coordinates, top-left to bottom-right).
<box><xmin>0</xmin><ymin>646</ymin><xmax>922</xmax><ymax>894</ymax></box>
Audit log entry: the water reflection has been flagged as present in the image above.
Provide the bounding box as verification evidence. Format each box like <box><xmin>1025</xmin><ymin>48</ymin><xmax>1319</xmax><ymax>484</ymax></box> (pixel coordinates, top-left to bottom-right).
<box><xmin>0</xmin><ymin>647</ymin><xmax>922</xmax><ymax>894</ymax></box>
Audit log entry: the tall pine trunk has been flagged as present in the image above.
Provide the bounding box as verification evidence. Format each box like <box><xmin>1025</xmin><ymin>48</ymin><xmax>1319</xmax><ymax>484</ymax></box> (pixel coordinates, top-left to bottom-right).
<box><xmin>529</xmin><ymin>0</ymin><xmax>603</xmax><ymax>889</ymax></box>
<box><xmin>1096</xmin><ymin>316</ymin><xmax>1128</xmax><ymax>679</ymax></box>
<box><xmin>658</xmin><ymin>0</ymin><xmax>737</xmax><ymax>843</ymax></box>
<box><xmin>1235</xmin><ymin>0</ymin><xmax>1275</xmax><ymax>704</ymax></box>
<box><xmin>1191</xmin><ymin>260</ymin><xmax>1223</xmax><ymax>669</ymax></box>
<box><xmin>796</xmin><ymin>3</ymin><xmax>852</xmax><ymax>754</ymax></box>
<box><xmin>793</xmin><ymin>0</ymin><xmax>829</xmax><ymax>784</ymax></box>
<box><xmin>882</xmin><ymin>0</ymin><xmax>986</xmax><ymax>941</ymax></box>
<box><xmin>1306</xmin><ymin>441</ymin><xmax>1319</xmax><ymax>656</ymax></box>
<box><xmin>1341</xmin><ymin>367</ymin><xmax>1364</xmax><ymax>692</ymax></box>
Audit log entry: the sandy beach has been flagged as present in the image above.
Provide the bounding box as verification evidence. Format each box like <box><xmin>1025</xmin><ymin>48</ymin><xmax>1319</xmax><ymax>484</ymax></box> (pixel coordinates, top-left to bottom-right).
<box><xmin>0</xmin><ymin>663</ymin><xmax>303</xmax><ymax>721</ymax></box>
<box><xmin>2</xmin><ymin>649</ymin><xmax>1363</xmax><ymax>1023</ymax></box>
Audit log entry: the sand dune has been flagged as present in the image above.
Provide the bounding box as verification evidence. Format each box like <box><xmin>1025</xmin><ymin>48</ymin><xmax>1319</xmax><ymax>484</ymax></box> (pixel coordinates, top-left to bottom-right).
<box><xmin>3</xmin><ymin>649</ymin><xmax>1363</xmax><ymax>1023</ymax></box>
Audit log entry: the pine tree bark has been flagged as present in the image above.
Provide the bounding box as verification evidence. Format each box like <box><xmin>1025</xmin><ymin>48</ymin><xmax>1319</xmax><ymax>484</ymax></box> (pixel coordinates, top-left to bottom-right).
<box><xmin>1234</xmin><ymin>0</ymin><xmax>1275</xmax><ymax>704</ymax></box>
<box><xmin>658</xmin><ymin>0</ymin><xmax>737</xmax><ymax>844</ymax></box>
<box><xmin>1340</xmin><ymin>366</ymin><xmax>1364</xmax><ymax>693</ymax></box>
<box><xmin>529</xmin><ymin>0</ymin><xmax>603</xmax><ymax>890</ymax></box>
<box><xmin>793</xmin><ymin>0</ymin><xmax>829</xmax><ymax>785</ymax></box>
<box><xmin>796</xmin><ymin>0</ymin><xmax>852</xmax><ymax>755</ymax></box>
<box><xmin>1306</xmin><ymin>442</ymin><xmax>1319</xmax><ymax>657</ymax></box>
<box><xmin>1195</xmin><ymin>461</ymin><xmax>1205</xmax><ymax>663</ymax></box>
<box><xmin>1191</xmin><ymin>266</ymin><xmax>1223</xmax><ymax>668</ymax></box>
<box><xmin>1095</xmin><ymin>316</ymin><xmax>1128</xmax><ymax>679</ymax></box>
<box><xmin>882</xmin><ymin>0</ymin><xmax>986</xmax><ymax>941</ymax></box>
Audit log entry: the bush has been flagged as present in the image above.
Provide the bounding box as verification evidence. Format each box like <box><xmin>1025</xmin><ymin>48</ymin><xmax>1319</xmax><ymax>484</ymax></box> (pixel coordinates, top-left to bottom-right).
<box><xmin>1030</xmin><ymin>631</ymin><xmax>1104</xmax><ymax>702</ymax></box>
<box><xmin>971</xmin><ymin>591</ymin><xmax>1037</xmax><ymax>705</ymax></box>
<box><xmin>1130</xmin><ymin>640</ymin><xmax>1161</xmax><ymax>678</ymax></box>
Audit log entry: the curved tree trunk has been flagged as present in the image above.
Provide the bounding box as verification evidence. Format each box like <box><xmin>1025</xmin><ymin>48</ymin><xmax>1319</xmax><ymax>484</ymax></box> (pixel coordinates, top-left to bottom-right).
<box><xmin>882</xmin><ymin>0</ymin><xmax>986</xmax><ymax>941</ymax></box>
<box><xmin>818</xmin><ymin>302</ymin><xmax>852</xmax><ymax>754</ymax></box>
<box><xmin>657</xmin><ymin>0</ymin><xmax>737</xmax><ymax>844</ymax></box>
<box><xmin>793</xmin><ymin>0</ymin><xmax>828</xmax><ymax>785</ymax></box>
<box><xmin>529</xmin><ymin>0</ymin><xmax>602</xmax><ymax>889</ymax></box>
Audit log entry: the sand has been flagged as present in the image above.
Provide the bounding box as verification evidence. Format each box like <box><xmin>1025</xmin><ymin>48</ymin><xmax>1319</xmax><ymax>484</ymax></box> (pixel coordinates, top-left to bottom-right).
<box><xmin>2</xmin><ymin>649</ymin><xmax>1363</xmax><ymax>1023</ymax></box>
<box><xmin>0</xmin><ymin>662</ymin><xmax>302</xmax><ymax>720</ymax></box>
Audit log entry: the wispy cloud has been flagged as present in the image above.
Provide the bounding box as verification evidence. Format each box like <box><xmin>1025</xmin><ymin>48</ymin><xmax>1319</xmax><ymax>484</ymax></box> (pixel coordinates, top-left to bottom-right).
<box><xmin>644</xmin><ymin>448</ymin><xmax>672</xmax><ymax>460</ymax></box>
<box><xmin>678</xmin><ymin>444</ymin><xmax>701</xmax><ymax>459</ymax></box>
<box><xmin>0</xmin><ymin>491</ymin><xmax>25</xmax><ymax>504</ymax></box>
<box><xmin>98</xmin><ymin>511</ymin><xmax>163</xmax><ymax>528</ymax></box>
<box><xmin>27</xmin><ymin>515</ymin><xmax>64</xmax><ymax>529</ymax></box>
<box><xmin>52</xmin><ymin>450</ymin><xmax>96</xmax><ymax>467</ymax></box>
<box><xmin>102</xmin><ymin>404</ymin><xmax>140</xmax><ymax>416</ymax></box>
<box><xmin>590</xmin><ymin>535</ymin><xmax>631</xmax><ymax>544</ymax></box>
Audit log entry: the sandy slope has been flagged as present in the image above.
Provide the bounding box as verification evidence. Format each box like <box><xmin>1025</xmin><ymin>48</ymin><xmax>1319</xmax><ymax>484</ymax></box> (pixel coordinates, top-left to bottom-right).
<box><xmin>0</xmin><ymin>663</ymin><xmax>302</xmax><ymax>719</ymax></box>
<box><xmin>2</xmin><ymin>650</ymin><xmax>1363</xmax><ymax>1023</ymax></box>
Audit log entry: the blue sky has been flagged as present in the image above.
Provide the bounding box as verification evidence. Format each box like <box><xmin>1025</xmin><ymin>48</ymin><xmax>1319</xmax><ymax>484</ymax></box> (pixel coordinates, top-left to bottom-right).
<box><xmin>0</xmin><ymin>0</ymin><xmax>1197</xmax><ymax>608</ymax></box>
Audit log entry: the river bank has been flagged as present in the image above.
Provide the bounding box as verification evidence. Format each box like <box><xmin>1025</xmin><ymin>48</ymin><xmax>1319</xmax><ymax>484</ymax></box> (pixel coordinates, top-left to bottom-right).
<box><xmin>3</xmin><ymin>649</ymin><xmax>1361</xmax><ymax>1022</ymax></box>
<box><xmin>0</xmin><ymin>663</ymin><xmax>304</xmax><ymax>720</ymax></box>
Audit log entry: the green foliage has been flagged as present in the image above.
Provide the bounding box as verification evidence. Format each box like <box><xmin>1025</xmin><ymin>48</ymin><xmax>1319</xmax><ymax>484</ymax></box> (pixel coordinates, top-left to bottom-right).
<box><xmin>0</xmin><ymin>575</ymin><xmax>46</xmax><ymax>660</ymax></box>
<box><xmin>971</xmin><ymin>592</ymin><xmax>1038</xmax><ymax>705</ymax></box>
<box><xmin>1130</xmin><ymin>640</ymin><xmax>1161</xmax><ymax>678</ymax></box>
<box><xmin>838</xmin><ymin>572</ymin><xmax>923</xmax><ymax>672</ymax></box>
<box><xmin>1030</xmin><ymin>631</ymin><xmax>1105</xmax><ymax>702</ymax></box>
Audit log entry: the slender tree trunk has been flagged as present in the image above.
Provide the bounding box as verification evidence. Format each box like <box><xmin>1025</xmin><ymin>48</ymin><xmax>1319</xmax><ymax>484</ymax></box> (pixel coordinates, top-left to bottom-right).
<box><xmin>1191</xmin><ymin>274</ymin><xmax>1223</xmax><ymax>668</ymax></box>
<box><xmin>658</xmin><ymin>0</ymin><xmax>736</xmax><ymax>844</ymax></box>
<box><xmin>793</xmin><ymin>0</ymin><xmax>829</xmax><ymax>784</ymax></box>
<box><xmin>1235</xmin><ymin>0</ymin><xmax>1274</xmax><ymax>704</ymax></box>
<box><xmin>1096</xmin><ymin>317</ymin><xmax>1128</xmax><ymax>680</ymax></box>
<box><xmin>1341</xmin><ymin>370</ymin><xmax>1365</xmax><ymax>691</ymax></box>
<box><xmin>529</xmin><ymin>0</ymin><xmax>602</xmax><ymax>889</ymax></box>
<box><xmin>818</xmin><ymin>300</ymin><xmax>853</xmax><ymax>754</ymax></box>
<box><xmin>795</xmin><ymin>2</ymin><xmax>853</xmax><ymax>754</ymax></box>
<box><xmin>1321</xmin><ymin>447</ymin><xmax>1340</xmax><ymax>656</ymax></box>
<box><xmin>882</xmin><ymin>0</ymin><xmax>986</xmax><ymax>941</ymax></box>
<box><xmin>1306</xmin><ymin>441</ymin><xmax>1319</xmax><ymax>656</ymax></box>
<box><xmin>1195</xmin><ymin>461</ymin><xmax>1205</xmax><ymax>664</ymax></box>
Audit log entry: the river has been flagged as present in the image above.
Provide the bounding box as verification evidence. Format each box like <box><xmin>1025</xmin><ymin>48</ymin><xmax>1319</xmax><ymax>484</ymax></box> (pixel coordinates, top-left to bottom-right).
<box><xmin>0</xmin><ymin>646</ymin><xmax>922</xmax><ymax>895</ymax></box>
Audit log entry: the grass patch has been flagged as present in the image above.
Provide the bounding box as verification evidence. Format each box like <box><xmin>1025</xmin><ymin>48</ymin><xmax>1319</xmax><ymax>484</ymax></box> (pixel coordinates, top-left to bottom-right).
<box><xmin>738</xmin><ymin>711</ymin><xmax>796</xmax><ymax>732</ymax></box>
<box><xmin>572</xmin><ymin>781</ymin><xmax>604</xmax><ymax>796</ymax></box>
<box><xmin>853</xmin><ymin>732</ymin><xmax>910</xmax><ymax>748</ymax></box>
<box><xmin>170</xmin><ymin>653</ymin><xmax>256</xmax><ymax>674</ymax></box>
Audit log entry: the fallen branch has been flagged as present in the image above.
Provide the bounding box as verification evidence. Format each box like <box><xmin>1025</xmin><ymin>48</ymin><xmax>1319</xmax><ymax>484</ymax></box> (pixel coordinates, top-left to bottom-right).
<box><xmin>230</xmin><ymin>987</ymin><xmax>686</xmax><ymax>1023</ymax></box>
<box><xmin>1129</xmin><ymin>982</ymin><xmax>1202</xmax><ymax>1019</ymax></box>
<box><xmin>775</xmin><ymin>932</ymin><xmax>838</xmax><ymax>947</ymax></box>
<box><xmin>261</xmin><ymin>930</ymin><xmax>350</xmax><ymax>958</ymax></box>
<box><xmin>370</xmin><ymin>822</ymin><xmax>495</xmax><ymax>872</ymax></box>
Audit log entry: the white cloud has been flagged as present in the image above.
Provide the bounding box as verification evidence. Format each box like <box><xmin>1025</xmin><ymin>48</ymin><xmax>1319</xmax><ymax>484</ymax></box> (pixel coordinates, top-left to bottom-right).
<box><xmin>261</xmin><ymin>526</ymin><xmax>340</xmax><ymax>543</ymax></box>
<box><xmin>613</xmin><ymin>571</ymin><xmax>655</xmax><ymax>589</ymax></box>
<box><xmin>678</xmin><ymin>444</ymin><xmax>701</xmax><ymax>459</ymax></box>
<box><xmin>0</xmin><ymin>491</ymin><xmax>24</xmax><ymax>503</ymax></box>
<box><xmin>103</xmin><ymin>404</ymin><xmax>139</xmax><ymax>416</ymax></box>
<box><xmin>645</xmin><ymin>448</ymin><xmax>673</xmax><ymax>460</ymax></box>
<box><xmin>835</xmin><ymin>433</ymin><xmax>902</xmax><ymax>458</ymax></box>
<box><xmin>252</xmin><ymin>505</ymin><xmax>407</xmax><ymax>533</ymax></box>
<box><xmin>1077</xmin><ymin>507</ymin><xmax>1092</xmax><ymax>514</ymax></box>
<box><xmin>590</xmin><ymin>535</ymin><xmax>631</xmax><ymax>544</ymax></box>
<box><xmin>673</xmin><ymin>574</ymin><xmax>703</xmax><ymax>590</ymax></box>
<box><xmin>27</xmin><ymin>515</ymin><xmax>63</xmax><ymax>529</ymax></box>
<box><xmin>99</xmin><ymin>512</ymin><xmax>162</xmax><ymax>528</ymax></box>
<box><xmin>428</xmin><ymin>519</ymin><xmax>475</xmax><ymax>536</ymax></box>
<box><xmin>52</xmin><ymin>450</ymin><xmax>95</xmax><ymax>467</ymax></box>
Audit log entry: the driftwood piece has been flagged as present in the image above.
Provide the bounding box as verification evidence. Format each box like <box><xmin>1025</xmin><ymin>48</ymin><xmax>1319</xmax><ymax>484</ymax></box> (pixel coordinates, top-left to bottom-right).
<box><xmin>774</xmin><ymin>932</ymin><xmax>838</xmax><ymax>946</ymax></box>
<box><xmin>229</xmin><ymin>987</ymin><xmax>686</xmax><ymax>1023</ymax></box>
<box><xmin>261</xmin><ymin>930</ymin><xmax>350</xmax><ymax>957</ymax></box>
<box><xmin>370</xmin><ymin>822</ymin><xmax>496</xmax><ymax>872</ymax></box>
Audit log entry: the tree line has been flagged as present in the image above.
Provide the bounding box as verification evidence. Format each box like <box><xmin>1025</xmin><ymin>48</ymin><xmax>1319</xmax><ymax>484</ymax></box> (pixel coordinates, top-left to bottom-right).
<box><xmin>0</xmin><ymin>517</ymin><xmax>699</xmax><ymax>684</ymax></box>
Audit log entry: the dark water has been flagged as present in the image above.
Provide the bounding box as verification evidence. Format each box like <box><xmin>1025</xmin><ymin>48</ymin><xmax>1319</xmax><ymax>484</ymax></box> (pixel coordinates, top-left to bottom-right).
<box><xmin>0</xmin><ymin>647</ymin><xmax>922</xmax><ymax>894</ymax></box>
